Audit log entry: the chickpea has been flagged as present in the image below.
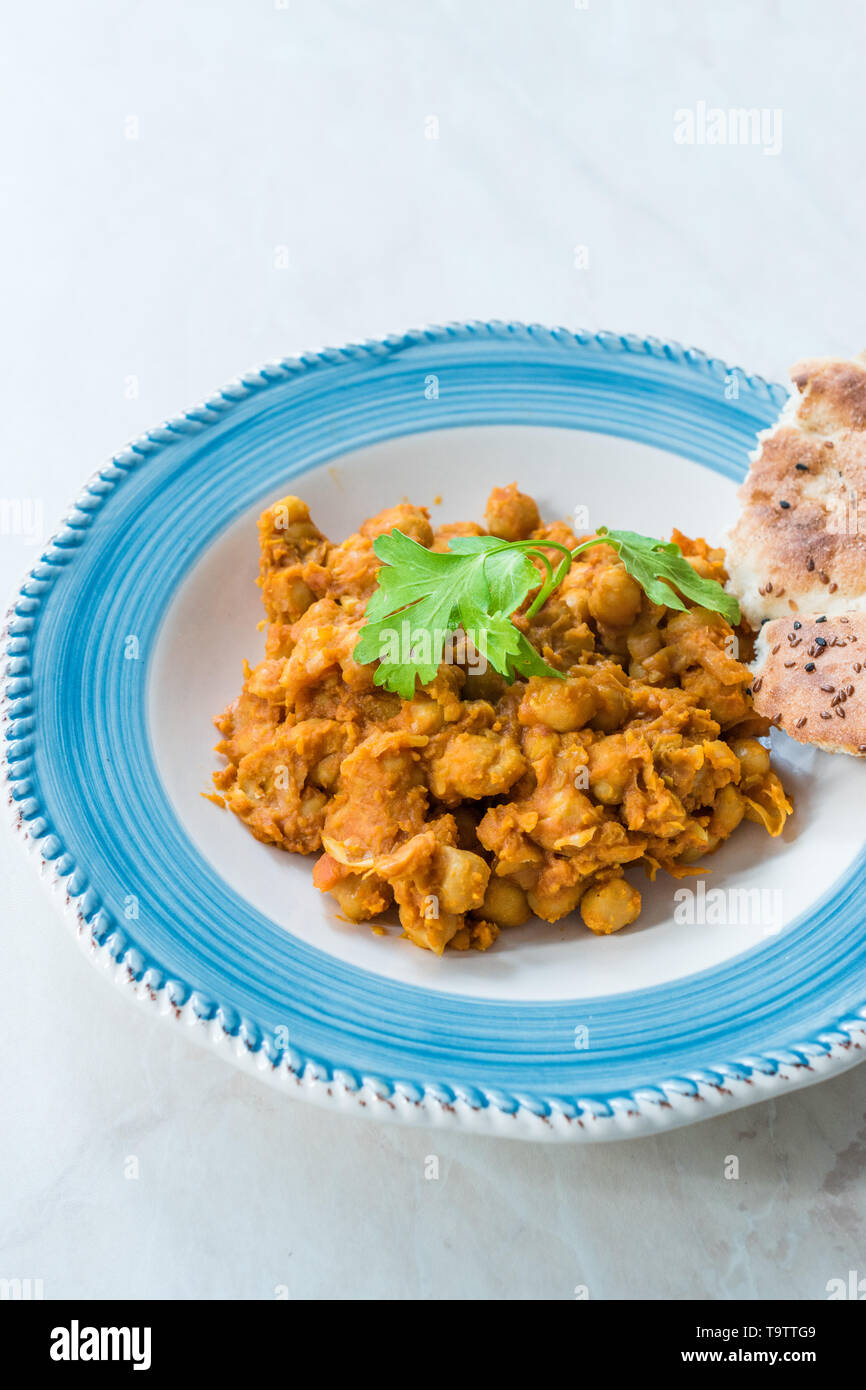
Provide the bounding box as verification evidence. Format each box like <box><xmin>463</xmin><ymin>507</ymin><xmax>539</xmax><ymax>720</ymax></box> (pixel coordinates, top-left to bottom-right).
<box><xmin>480</xmin><ymin>876</ymin><xmax>531</xmax><ymax>928</ymax></box>
<box><xmin>580</xmin><ymin>877</ymin><xmax>641</xmax><ymax>935</ymax></box>
<box><xmin>262</xmin><ymin>496</ymin><xmax>321</xmax><ymax>548</ymax></box>
<box><xmin>484</xmin><ymin>484</ymin><xmax>540</xmax><ymax>541</ymax></box>
<box><xmin>590</xmin><ymin>680</ymin><xmax>632</xmax><ymax>733</ymax></box>
<box><xmin>627</xmin><ymin>620</ymin><xmax>663</xmax><ymax>664</ymax></box>
<box><xmin>265</xmin><ymin>571</ymin><xmax>316</xmax><ymax>623</ymax></box>
<box><xmin>589</xmin><ymin>566</ymin><xmax>644</xmax><ymax>627</ymax></box>
<box><xmin>330</xmin><ymin>872</ymin><xmax>391</xmax><ymax>923</ymax></box>
<box><xmin>562</xmin><ymin>584</ymin><xmax>591</xmax><ymax>623</ymax></box>
<box><xmin>433</xmin><ymin>844</ymin><xmax>490</xmax><ymax>915</ymax></box>
<box><xmin>518</xmin><ymin>676</ymin><xmax>597</xmax><ymax>732</ymax></box>
<box><xmin>677</xmin><ymin>826</ymin><xmax>712</xmax><ymax>863</ymax></box>
<box><xmin>400</xmin><ymin>698</ymin><xmax>445</xmax><ymax>736</ymax></box>
<box><xmin>428</xmin><ymin>731</ymin><xmax>526</xmax><ymax>802</ymax></box>
<box><xmin>505</xmin><ymin>863</ymin><xmax>542</xmax><ymax>892</ymax></box>
<box><xmin>311</xmin><ymin>752</ymin><xmax>341</xmax><ymax>790</ymax></box>
<box><xmin>432</xmin><ymin>520</ymin><xmax>485</xmax><ymax>553</ymax></box>
<box><xmin>731</xmin><ymin>737</ymin><xmax>770</xmax><ymax>783</ymax></box>
<box><xmin>709</xmin><ymin>783</ymin><xmax>745</xmax><ymax>839</ymax></box>
<box><xmin>528</xmin><ymin>880</ymin><xmax>585</xmax><ymax>923</ymax></box>
<box><xmin>521</xmin><ymin>724</ymin><xmax>558</xmax><ymax>763</ymax></box>
<box><xmin>299</xmin><ymin>785</ymin><xmax>328</xmax><ymax>820</ymax></box>
<box><xmin>587</xmin><ymin>736</ymin><xmax>630</xmax><ymax>804</ymax></box>
<box><xmin>361</xmin><ymin>504</ymin><xmax>433</xmax><ymax>548</ymax></box>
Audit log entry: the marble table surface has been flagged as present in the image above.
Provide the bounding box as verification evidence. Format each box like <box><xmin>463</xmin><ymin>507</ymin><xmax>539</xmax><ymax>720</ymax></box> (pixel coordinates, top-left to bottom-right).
<box><xmin>2</xmin><ymin>0</ymin><xmax>865</xmax><ymax>1300</ymax></box>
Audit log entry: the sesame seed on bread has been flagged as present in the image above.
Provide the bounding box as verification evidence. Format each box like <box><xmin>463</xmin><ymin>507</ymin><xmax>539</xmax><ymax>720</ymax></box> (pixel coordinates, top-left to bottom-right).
<box><xmin>751</xmin><ymin>612</ymin><xmax>866</xmax><ymax>756</ymax></box>
<box><xmin>726</xmin><ymin>354</ymin><xmax>866</xmax><ymax>628</ymax></box>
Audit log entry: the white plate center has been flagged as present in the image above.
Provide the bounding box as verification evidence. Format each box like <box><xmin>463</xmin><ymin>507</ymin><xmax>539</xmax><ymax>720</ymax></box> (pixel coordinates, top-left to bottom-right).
<box><xmin>149</xmin><ymin>426</ymin><xmax>862</xmax><ymax>1000</ymax></box>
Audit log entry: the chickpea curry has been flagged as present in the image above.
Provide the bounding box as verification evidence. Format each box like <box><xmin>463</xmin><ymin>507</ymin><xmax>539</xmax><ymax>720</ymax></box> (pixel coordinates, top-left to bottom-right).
<box><xmin>212</xmin><ymin>484</ymin><xmax>792</xmax><ymax>953</ymax></box>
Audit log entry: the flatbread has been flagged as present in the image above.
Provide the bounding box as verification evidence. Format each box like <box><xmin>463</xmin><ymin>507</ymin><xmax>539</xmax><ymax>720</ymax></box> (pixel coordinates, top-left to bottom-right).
<box><xmin>751</xmin><ymin>612</ymin><xmax>866</xmax><ymax>756</ymax></box>
<box><xmin>726</xmin><ymin>354</ymin><xmax>866</xmax><ymax>627</ymax></box>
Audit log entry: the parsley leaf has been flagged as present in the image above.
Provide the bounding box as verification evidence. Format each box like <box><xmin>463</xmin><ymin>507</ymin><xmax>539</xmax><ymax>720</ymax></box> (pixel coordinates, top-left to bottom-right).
<box><xmin>352</xmin><ymin>530</ymin><xmax>562</xmax><ymax>698</ymax></box>
<box><xmin>353</xmin><ymin>520</ymin><xmax>739</xmax><ymax>698</ymax></box>
<box><xmin>587</xmin><ymin>528</ymin><xmax>741</xmax><ymax>625</ymax></box>
<box><xmin>446</xmin><ymin>535</ymin><xmax>541</xmax><ymax>616</ymax></box>
<box><xmin>458</xmin><ymin>597</ymin><xmax>557</xmax><ymax>683</ymax></box>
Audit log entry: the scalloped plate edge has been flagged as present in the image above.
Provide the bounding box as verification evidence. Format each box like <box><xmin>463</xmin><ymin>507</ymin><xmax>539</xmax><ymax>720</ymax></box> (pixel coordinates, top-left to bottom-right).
<box><xmin>6</xmin><ymin>712</ymin><xmax>866</xmax><ymax>1144</ymax></box>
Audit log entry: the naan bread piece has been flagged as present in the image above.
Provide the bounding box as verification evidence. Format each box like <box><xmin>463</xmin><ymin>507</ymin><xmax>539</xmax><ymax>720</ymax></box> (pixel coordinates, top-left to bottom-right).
<box><xmin>726</xmin><ymin>354</ymin><xmax>866</xmax><ymax>627</ymax></box>
<box><xmin>750</xmin><ymin>612</ymin><xmax>866</xmax><ymax>756</ymax></box>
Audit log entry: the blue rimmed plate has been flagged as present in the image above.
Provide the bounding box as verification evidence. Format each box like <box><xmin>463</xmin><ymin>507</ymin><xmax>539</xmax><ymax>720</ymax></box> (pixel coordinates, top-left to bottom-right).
<box><xmin>6</xmin><ymin>323</ymin><xmax>866</xmax><ymax>1141</ymax></box>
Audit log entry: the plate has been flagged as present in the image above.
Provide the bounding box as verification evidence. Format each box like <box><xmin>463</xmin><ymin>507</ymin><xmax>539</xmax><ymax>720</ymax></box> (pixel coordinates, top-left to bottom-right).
<box><xmin>6</xmin><ymin>322</ymin><xmax>866</xmax><ymax>1141</ymax></box>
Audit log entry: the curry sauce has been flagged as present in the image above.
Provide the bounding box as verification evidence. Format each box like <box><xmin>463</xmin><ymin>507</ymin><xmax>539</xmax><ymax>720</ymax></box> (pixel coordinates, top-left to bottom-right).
<box><xmin>212</xmin><ymin>485</ymin><xmax>792</xmax><ymax>953</ymax></box>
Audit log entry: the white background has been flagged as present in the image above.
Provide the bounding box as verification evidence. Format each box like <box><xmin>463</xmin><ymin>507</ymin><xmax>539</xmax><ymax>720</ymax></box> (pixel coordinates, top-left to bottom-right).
<box><xmin>2</xmin><ymin>0</ymin><xmax>865</xmax><ymax>1300</ymax></box>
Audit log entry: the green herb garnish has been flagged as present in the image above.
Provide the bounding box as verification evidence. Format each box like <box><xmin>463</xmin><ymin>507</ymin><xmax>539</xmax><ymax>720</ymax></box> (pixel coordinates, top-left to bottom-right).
<box><xmin>353</xmin><ymin>525</ymin><xmax>740</xmax><ymax>699</ymax></box>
